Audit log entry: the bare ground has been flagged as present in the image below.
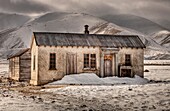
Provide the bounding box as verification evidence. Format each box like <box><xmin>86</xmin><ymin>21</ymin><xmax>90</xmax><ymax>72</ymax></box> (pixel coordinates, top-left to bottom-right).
<box><xmin>0</xmin><ymin>76</ymin><xmax>170</xmax><ymax>111</ymax></box>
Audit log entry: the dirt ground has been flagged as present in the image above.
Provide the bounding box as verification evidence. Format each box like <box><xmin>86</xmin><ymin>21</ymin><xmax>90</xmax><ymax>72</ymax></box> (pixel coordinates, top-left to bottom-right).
<box><xmin>0</xmin><ymin>76</ymin><xmax>170</xmax><ymax>111</ymax></box>
<box><xmin>0</xmin><ymin>61</ymin><xmax>170</xmax><ymax>111</ymax></box>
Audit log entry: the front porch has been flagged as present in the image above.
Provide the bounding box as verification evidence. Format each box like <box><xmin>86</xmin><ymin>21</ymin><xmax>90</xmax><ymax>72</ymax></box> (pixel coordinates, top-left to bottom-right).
<box><xmin>100</xmin><ymin>48</ymin><xmax>133</xmax><ymax>78</ymax></box>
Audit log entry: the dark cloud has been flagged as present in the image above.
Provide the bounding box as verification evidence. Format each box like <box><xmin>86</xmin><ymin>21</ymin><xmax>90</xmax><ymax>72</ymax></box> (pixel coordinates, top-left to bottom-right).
<box><xmin>58</xmin><ymin>0</ymin><xmax>120</xmax><ymax>16</ymax></box>
<box><xmin>0</xmin><ymin>0</ymin><xmax>54</xmax><ymax>14</ymax></box>
<box><xmin>0</xmin><ymin>0</ymin><xmax>169</xmax><ymax>29</ymax></box>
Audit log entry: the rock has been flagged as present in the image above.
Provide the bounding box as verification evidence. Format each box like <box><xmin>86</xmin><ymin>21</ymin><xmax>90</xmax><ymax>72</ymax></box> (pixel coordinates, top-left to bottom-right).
<box><xmin>41</xmin><ymin>86</ymin><xmax>46</xmax><ymax>89</ymax></box>
<box><xmin>89</xmin><ymin>109</ymin><xmax>93</xmax><ymax>111</ymax></box>
<box><xmin>80</xmin><ymin>104</ymin><xmax>87</xmax><ymax>108</ymax></box>
<box><xmin>37</xmin><ymin>97</ymin><xmax>43</xmax><ymax>102</ymax></box>
<box><xmin>128</xmin><ymin>88</ymin><xmax>132</xmax><ymax>91</ymax></box>
<box><xmin>2</xmin><ymin>94</ymin><xmax>9</xmax><ymax>97</ymax></box>
<box><xmin>30</xmin><ymin>95</ymin><xmax>36</xmax><ymax>100</ymax></box>
<box><xmin>144</xmin><ymin>69</ymin><xmax>149</xmax><ymax>72</ymax></box>
<box><xmin>51</xmin><ymin>100</ymin><xmax>55</xmax><ymax>103</ymax></box>
<box><xmin>152</xmin><ymin>105</ymin><xmax>156</xmax><ymax>109</ymax></box>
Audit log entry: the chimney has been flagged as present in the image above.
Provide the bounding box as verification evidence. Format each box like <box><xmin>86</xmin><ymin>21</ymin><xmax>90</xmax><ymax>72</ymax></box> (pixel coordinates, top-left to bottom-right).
<box><xmin>84</xmin><ymin>25</ymin><xmax>89</xmax><ymax>34</ymax></box>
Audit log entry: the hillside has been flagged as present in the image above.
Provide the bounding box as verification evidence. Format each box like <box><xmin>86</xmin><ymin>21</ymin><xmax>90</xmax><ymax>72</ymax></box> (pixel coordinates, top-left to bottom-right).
<box><xmin>0</xmin><ymin>13</ymin><xmax>30</xmax><ymax>31</ymax></box>
<box><xmin>151</xmin><ymin>30</ymin><xmax>170</xmax><ymax>48</ymax></box>
<box><xmin>3</xmin><ymin>12</ymin><xmax>125</xmax><ymax>47</ymax></box>
<box><xmin>100</xmin><ymin>14</ymin><xmax>168</xmax><ymax>35</ymax></box>
<box><xmin>0</xmin><ymin>12</ymin><xmax>169</xmax><ymax>59</ymax></box>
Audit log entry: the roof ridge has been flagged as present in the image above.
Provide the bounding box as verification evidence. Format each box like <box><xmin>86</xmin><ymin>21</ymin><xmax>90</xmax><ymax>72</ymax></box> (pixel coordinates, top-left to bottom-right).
<box><xmin>33</xmin><ymin>32</ymin><xmax>138</xmax><ymax>37</ymax></box>
<box><xmin>33</xmin><ymin>32</ymin><xmax>145</xmax><ymax>48</ymax></box>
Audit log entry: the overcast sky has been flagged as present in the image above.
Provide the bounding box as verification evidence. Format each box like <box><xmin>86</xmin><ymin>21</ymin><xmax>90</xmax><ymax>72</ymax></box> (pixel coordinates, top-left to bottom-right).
<box><xmin>0</xmin><ymin>0</ymin><xmax>169</xmax><ymax>29</ymax></box>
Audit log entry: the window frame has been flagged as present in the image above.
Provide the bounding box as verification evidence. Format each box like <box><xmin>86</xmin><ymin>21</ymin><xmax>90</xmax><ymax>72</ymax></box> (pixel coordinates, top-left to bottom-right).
<box><xmin>83</xmin><ymin>53</ymin><xmax>96</xmax><ymax>70</ymax></box>
<box><xmin>33</xmin><ymin>55</ymin><xmax>35</xmax><ymax>70</ymax></box>
<box><xmin>90</xmin><ymin>54</ymin><xmax>96</xmax><ymax>69</ymax></box>
<box><xmin>84</xmin><ymin>54</ymin><xmax>90</xmax><ymax>69</ymax></box>
<box><xmin>49</xmin><ymin>53</ymin><xmax>56</xmax><ymax>70</ymax></box>
<box><xmin>125</xmin><ymin>54</ymin><xmax>131</xmax><ymax>66</ymax></box>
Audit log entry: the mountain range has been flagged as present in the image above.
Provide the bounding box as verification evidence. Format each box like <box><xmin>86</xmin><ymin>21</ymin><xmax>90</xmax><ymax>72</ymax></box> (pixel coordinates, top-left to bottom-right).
<box><xmin>100</xmin><ymin>14</ymin><xmax>168</xmax><ymax>35</ymax></box>
<box><xmin>0</xmin><ymin>12</ymin><xmax>169</xmax><ymax>59</ymax></box>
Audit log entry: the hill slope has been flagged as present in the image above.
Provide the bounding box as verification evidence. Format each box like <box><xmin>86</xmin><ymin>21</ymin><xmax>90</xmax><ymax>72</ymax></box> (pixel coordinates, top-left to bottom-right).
<box><xmin>5</xmin><ymin>12</ymin><xmax>125</xmax><ymax>47</ymax></box>
<box><xmin>0</xmin><ymin>12</ymin><xmax>169</xmax><ymax>59</ymax></box>
<box><xmin>100</xmin><ymin>14</ymin><xmax>168</xmax><ymax>35</ymax></box>
<box><xmin>151</xmin><ymin>30</ymin><xmax>170</xmax><ymax>48</ymax></box>
<box><xmin>0</xmin><ymin>13</ymin><xmax>30</xmax><ymax>31</ymax></box>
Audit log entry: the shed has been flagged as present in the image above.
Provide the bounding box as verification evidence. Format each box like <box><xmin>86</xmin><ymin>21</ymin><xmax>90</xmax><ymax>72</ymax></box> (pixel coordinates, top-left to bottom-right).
<box><xmin>8</xmin><ymin>48</ymin><xmax>31</xmax><ymax>82</ymax></box>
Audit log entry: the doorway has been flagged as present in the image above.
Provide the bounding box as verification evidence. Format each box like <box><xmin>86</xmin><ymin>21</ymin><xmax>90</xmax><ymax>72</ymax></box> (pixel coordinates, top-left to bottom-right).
<box><xmin>66</xmin><ymin>53</ymin><xmax>77</xmax><ymax>74</ymax></box>
<box><xmin>104</xmin><ymin>55</ymin><xmax>112</xmax><ymax>77</ymax></box>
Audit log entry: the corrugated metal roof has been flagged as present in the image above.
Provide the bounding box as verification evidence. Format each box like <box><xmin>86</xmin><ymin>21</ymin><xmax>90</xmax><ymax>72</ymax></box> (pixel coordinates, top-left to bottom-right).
<box><xmin>33</xmin><ymin>32</ymin><xmax>145</xmax><ymax>48</ymax></box>
<box><xmin>7</xmin><ymin>48</ymin><xmax>30</xmax><ymax>59</ymax></box>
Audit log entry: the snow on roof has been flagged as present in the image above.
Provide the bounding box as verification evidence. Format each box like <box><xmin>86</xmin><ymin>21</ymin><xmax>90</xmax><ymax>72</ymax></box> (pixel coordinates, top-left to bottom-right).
<box><xmin>48</xmin><ymin>73</ymin><xmax>148</xmax><ymax>85</ymax></box>
<box><xmin>33</xmin><ymin>32</ymin><xmax>146</xmax><ymax>48</ymax></box>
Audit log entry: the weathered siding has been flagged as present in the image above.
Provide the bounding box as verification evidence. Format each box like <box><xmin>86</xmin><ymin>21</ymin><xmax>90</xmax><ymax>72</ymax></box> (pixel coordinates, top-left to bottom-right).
<box><xmin>118</xmin><ymin>47</ymin><xmax>144</xmax><ymax>77</ymax></box>
<box><xmin>9</xmin><ymin>59</ymin><xmax>12</xmax><ymax>78</ymax></box>
<box><xmin>30</xmin><ymin>38</ymin><xmax>39</xmax><ymax>85</ymax></box>
<box><xmin>37</xmin><ymin>46</ymin><xmax>100</xmax><ymax>85</ymax></box>
<box><xmin>30</xmin><ymin>45</ymin><xmax>144</xmax><ymax>85</ymax></box>
<box><xmin>9</xmin><ymin>57</ymin><xmax>20</xmax><ymax>81</ymax></box>
<box><xmin>8</xmin><ymin>50</ymin><xmax>31</xmax><ymax>82</ymax></box>
<box><xmin>19</xmin><ymin>50</ymin><xmax>31</xmax><ymax>81</ymax></box>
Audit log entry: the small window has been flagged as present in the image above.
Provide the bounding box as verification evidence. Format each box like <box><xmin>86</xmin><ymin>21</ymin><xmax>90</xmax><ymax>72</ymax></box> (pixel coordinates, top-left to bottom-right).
<box><xmin>125</xmin><ymin>54</ymin><xmax>131</xmax><ymax>66</ymax></box>
<box><xmin>91</xmin><ymin>54</ymin><xmax>96</xmax><ymax>68</ymax></box>
<box><xmin>33</xmin><ymin>55</ymin><xmax>35</xmax><ymax>70</ymax></box>
<box><xmin>84</xmin><ymin>54</ymin><xmax>90</xmax><ymax>68</ymax></box>
<box><xmin>49</xmin><ymin>53</ymin><xmax>56</xmax><ymax>70</ymax></box>
<box><xmin>84</xmin><ymin>54</ymin><xmax>96</xmax><ymax>69</ymax></box>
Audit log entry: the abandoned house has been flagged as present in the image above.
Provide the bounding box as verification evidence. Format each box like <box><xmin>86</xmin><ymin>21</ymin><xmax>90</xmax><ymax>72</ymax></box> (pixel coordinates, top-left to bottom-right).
<box><xmin>8</xmin><ymin>48</ymin><xmax>31</xmax><ymax>82</ymax></box>
<box><xmin>30</xmin><ymin>27</ymin><xmax>145</xmax><ymax>85</ymax></box>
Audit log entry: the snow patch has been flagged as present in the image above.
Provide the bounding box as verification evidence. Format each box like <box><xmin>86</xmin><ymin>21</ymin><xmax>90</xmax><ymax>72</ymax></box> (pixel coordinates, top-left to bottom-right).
<box><xmin>48</xmin><ymin>73</ymin><xmax>148</xmax><ymax>85</ymax></box>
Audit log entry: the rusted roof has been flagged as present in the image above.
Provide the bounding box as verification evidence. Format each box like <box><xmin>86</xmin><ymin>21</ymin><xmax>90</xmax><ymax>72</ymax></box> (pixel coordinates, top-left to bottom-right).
<box><xmin>7</xmin><ymin>48</ymin><xmax>30</xmax><ymax>59</ymax></box>
<box><xmin>33</xmin><ymin>32</ymin><xmax>145</xmax><ymax>48</ymax></box>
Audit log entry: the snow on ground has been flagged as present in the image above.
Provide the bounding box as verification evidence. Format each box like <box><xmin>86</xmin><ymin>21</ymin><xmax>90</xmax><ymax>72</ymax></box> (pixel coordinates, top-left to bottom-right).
<box><xmin>0</xmin><ymin>61</ymin><xmax>170</xmax><ymax>110</ymax></box>
<box><xmin>0</xmin><ymin>89</ymin><xmax>46</xmax><ymax>111</ymax></box>
<box><xmin>41</xmin><ymin>83</ymin><xmax>170</xmax><ymax>111</ymax></box>
<box><xmin>48</xmin><ymin>73</ymin><xmax>148</xmax><ymax>85</ymax></box>
<box><xmin>144</xmin><ymin>65</ymin><xmax>170</xmax><ymax>81</ymax></box>
<box><xmin>144</xmin><ymin>61</ymin><xmax>170</xmax><ymax>82</ymax></box>
<box><xmin>144</xmin><ymin>60</ymin><xmax>170</xmax><ymax>65</ymax></box>
<box><xmin>0</xmin><ymin>83</ymin><xmax>169</xmax><ymax>111</ymax></box>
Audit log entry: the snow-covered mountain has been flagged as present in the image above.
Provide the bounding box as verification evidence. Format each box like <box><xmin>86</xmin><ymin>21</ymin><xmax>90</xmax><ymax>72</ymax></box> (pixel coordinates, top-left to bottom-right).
<box><xmin>1</xmin><ymin>12</ymin><xmax>129</xmax><ymax>48</ymax></box>
<box><xmin>100</xmin><ymin>14</ymin><xmax>168</xmax><ymax>35</ymax></box>
<box><xmin>0</xmin><ymin>12</ymin><xmax>169</xmax><ymax>59</ymax></box>
<box><xmin>99</xmin><ymin>14</ymin><xmax>170</xmax><ymax>59</ymax></box>
<box><xmin>151</xmin><ymin>30</ymin><xmax>170</xmax><ymax>47</ymax></box>
<box><xmin>0</xmin><ymin>13</ymin><xmax>30</xmax><ymax>31</ymax></box>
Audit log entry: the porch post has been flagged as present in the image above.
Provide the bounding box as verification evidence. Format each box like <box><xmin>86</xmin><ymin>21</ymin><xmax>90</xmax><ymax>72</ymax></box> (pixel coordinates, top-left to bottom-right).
<box><xmin>115</xmin><ymin>53</ymin><xmax>118</xmax><ymax>76</ymax></box>
<box><xmin>100</xmin><ymin>52</ymin><xmax>104</xmax><ymax>77</ymax></box>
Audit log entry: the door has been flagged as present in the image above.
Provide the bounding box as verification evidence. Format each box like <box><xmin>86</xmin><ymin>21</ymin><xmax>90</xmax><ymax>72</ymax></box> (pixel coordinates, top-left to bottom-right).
<box><xmin>66</xmin><ymin>53</ymin><xmax>77</xmax><ymax>74</ymax></box>
<box><xmin>104</xmin><ymin>55</ymin><xmax>112</xmax><ymax>77</ymax></box>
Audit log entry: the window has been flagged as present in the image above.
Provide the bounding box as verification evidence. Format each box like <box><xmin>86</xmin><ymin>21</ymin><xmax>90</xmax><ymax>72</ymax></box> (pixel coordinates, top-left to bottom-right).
<box><xmin>84</xmin><ymin>54</ymin><xmax>96</xmax><ymax>69</ymax></box>
<box><xmin>33</xmin><ymin>55</ymin><xmax>35</xmax><ymax>70</ymax></box>
<box><xmin>49</xmin><ymin>53</ymin><xmax>56</xmax><ymax>70</ymax></box>
<box><xmin>84</xmin><ymin>54</ymin><xmax>90</xmax><ymax>68</ymax></box>
<box><xmin>125</xmin><ymin>54</ymin><xmax>131</xmax><ymax>66</ymax></box>
<box><xmin>91</xmin><ymin>54</ymin><xmax>96</xmax><ymax>68</ymax></box>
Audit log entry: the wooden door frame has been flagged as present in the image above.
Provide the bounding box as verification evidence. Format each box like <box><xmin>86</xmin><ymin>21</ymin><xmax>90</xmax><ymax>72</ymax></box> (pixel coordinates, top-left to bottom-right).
<box><xmin>104</xmin><ymin>54</ymin><xmax>113</xmax><ymax>77</ymax></box>
<box><xmin>100</xmin><ymin>48</ymin><xmax>119</xmax><ymax>77</ymax></box>
<box><xmin>66</xmin><ymin>53</ymin><xmax>77</xmax><ymax>75</ymax></box>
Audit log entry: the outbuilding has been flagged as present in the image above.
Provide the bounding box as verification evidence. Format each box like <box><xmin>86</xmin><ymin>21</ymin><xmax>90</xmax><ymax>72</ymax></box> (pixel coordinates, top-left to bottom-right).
<box><xmin>8</xmin><ymin>48</ymin><xmax>31</xmax><ymax>82</ymax></box>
